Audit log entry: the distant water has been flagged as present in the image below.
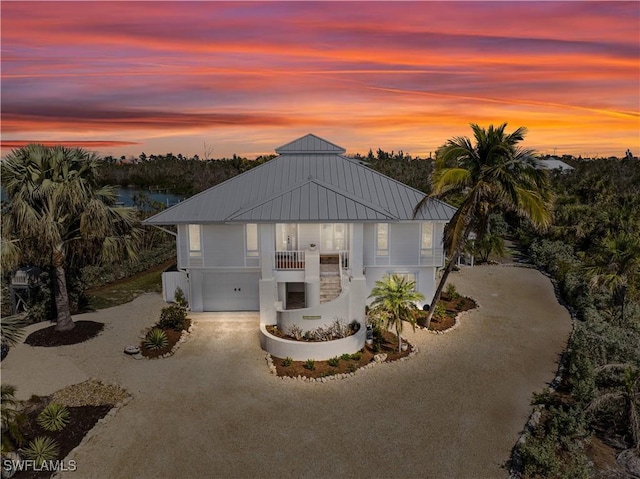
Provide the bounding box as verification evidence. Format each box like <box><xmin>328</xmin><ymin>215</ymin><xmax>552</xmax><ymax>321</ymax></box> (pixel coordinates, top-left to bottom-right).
<box><xmin>0</xmin><ymin>186</ymin><xmax>185</xmax><ymax>210</ymax></box>
<box><xmin>115</xmin><ymin>187</ymin><xmax>185</xmax><ymax>208</ymax></box>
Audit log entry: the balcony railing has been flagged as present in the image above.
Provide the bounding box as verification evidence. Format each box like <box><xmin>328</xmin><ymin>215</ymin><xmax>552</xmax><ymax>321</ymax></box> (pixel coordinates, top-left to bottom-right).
<box><xmin>275</xmin><ymin>250</ymin><xmax>306</xmax><ymax>270</ymax></box>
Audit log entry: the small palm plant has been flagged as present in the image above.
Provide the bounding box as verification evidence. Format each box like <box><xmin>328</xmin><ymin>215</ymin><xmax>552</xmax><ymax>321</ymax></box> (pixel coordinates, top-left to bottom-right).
<box><xmin>368</xmin><ymin>274</ymin><xmax>425</xmax><ymax>352</ymax></box>
<box><xmin>37</xmin><ymin>403</ymin><xmax>70</xmax><ymax>432</ymax></box>
<box><xmin>1</xmin><ymin>313</ymin><xmax>28</xmax><ymax>359</ymax></box>
<box><xmin>1</xmin><ymin>384</ymin><xmax>25</xmax><ymax>452</ymax></box>
<box><xmin>21</xmin><ymin>436</ymin><xmax>60</xmax><ymax>465</ymax></box>
<box><xmin>144</xmin><ymin>328</ymin><xmax>168</xmax><ymax>351</ymax></box>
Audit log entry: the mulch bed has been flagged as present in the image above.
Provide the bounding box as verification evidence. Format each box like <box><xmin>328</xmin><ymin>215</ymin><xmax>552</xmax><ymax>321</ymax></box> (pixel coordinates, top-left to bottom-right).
<box><xmin>140</xmin><ymin>328</ymin><xmax>183</xmax><ymax>358</ymax></box>
<box><xmin>272</xmin><ymin>330</ymin><xmax>413</xmax><ymax>379</ymax></box>
<box><xmin>139</xmin><ymin>318</ymin><xmax>191</xmax><ymax>358</ymax></box>
<box><xmin>24</xmin><ymin>321</ymin><xmax>104</xmax><ymax>347</ymax></box>
<box><xmin>416</xmin><ymin>295</ymin><xmax>477</xmax><ymax>331</ymax></box>
<box><xmin>13</xmin><ymin>398</ymin><xmax>113</xmax><ymax>479</ymax></box>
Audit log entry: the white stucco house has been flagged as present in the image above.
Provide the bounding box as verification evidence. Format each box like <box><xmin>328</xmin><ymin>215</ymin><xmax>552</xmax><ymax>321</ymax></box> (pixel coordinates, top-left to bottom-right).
<box><xmin>144</xmin><ymin>134</ymin><xmax>456</xmax><ymax>359</ymax></box>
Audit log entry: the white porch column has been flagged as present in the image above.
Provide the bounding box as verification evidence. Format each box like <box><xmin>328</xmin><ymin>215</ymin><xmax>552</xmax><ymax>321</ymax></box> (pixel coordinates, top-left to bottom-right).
<box><xmin>304</xmin><ymin>249</ymin><xmax>320</xmax><ymax>307</ymax></box>
<box><xmin>349</xmin><ymin>223</ymin><xmax>364</xmax><ymax>278</ymax></box>
<box><xmin>259</xmin><ymin>224</ymin><xmax>275</xmax><ymax>278</ymax></box>
<box><xmin>258</xmin><ymin>224</ymin><xmax>276</xmax><ymax>324</ymax></box>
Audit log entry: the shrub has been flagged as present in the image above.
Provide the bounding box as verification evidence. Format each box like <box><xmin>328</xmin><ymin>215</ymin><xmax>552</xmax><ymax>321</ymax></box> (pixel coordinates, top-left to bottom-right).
<box><xmin>36</xmin><ymin>403</ymin><xmax>70</xmax><ymax>432</ymax></box>
<box><xmin>350</xmin><ymin>351</ymin><xmax>362</xmax><ymax>361</ymax></box>
<box><xmin>328</xmin><ymin>356</ymin><xmax>340</xmax><ymax>367</ymax></box>
<box><xmin>340</xmin><ymin>353</ymin><xmax>351</xmax><ymax>361</ymax></box>
<box><xmin>158</xmin><ymin>304</ymin><xmax>187</xmax><ymax>331</ymax></box>
<box><xmin>303</xmin><ymin>359</ymin><xmax>316</xmax><ymax>370</ymax></box>
<box><xmin>287</xmin><ymin>325</ymin><xmax>303</xmax><ymax>340</ymax></box>
<box><xmin>433</xmin><ymin>304</ymin><xmax>447</xmax><ymax>320</ymax></box>
<box><xmin>22</xmin><ymin>436</ymin><xmax>60</xmax><ymax>465</ymax></box>
<box><xmin>444</xmin><ymin>283</ymin><xmax>460</xmax><ymax>300</ymax></box>
<box><xmin>144</xmin><ymin>328</ymin><xmax>168</xmax><ymax>350</ymax></box>
<box><xmin>173</xmin><ymin>287</ymin><xmax>188</xmax><ymax>307</ymax></box>
<box><xmin>281</xmin><ymin>357</ymin><xmax>293</xmax><ymax>367</ymax></box>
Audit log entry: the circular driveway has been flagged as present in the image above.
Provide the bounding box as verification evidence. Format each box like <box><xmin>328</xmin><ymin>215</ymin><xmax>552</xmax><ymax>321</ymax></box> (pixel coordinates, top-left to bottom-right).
<box><xmin>2</xmin><ymin>266</ymin><xmax>572</xmax><ymax>479</ymax></box>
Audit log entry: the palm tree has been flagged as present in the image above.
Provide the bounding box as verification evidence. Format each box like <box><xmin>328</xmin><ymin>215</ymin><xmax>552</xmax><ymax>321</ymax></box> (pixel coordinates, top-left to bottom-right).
<box><xmin>414</xmin><ymin>123</ymin><xmax>553</xmax><ymax>328</ymax></box>
<box><xmin>587</xmin><ymin>232</ymin><xmax>640</xmax><ymax>323</ymax></box>
<box><xmin>368</xmin><ymin>274</ymin><xmax>425</xmax><ymax>351</ymax></box>
<box><xmin>1</xmin><ymin>144</ymin><xmax>140</xmax><ymax>331</ymax></box>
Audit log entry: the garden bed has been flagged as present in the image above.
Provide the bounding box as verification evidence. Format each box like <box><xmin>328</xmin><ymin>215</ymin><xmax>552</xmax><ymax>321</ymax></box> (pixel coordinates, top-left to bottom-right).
<box><xmin>140</xmin><ymin>318</ymin><xmax>191</xmax><ymax>358</ymax></box>
<box><xmin>5</xmin><ymin>380</ymin><xmax>128</xmax><ymax>479</ymax></box>
<box><xmin>271</xmin><ymin>330</ymin><xmax>413</xmax><ymax>379</ymax></box>
<box><xmin>415</xmin><ymin>295</ymin><xmax>477</xmax><ymax>331</ymax></box>
<box><xmin>24</xmin><ymin>321</ymin><xmax>104</xmax><ymax>347</ymax></box>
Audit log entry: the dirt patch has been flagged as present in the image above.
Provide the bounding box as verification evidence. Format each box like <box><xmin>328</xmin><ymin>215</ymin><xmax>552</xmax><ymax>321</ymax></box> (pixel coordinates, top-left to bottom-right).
<box><xmin>24</xmin><ymin>321</ymin><xmax>104</xmax><ymax>347</ymax></box>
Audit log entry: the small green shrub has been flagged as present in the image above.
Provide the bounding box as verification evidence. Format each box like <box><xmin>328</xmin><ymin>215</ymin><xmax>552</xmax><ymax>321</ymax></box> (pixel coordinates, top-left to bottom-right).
<box><xmin>281</xmin><ymin>356</ymin><xmax>293</xmax><ymax>367</ymax></box>
<box><xmin>348</xmin><ymin>363</ymin><xmax>357</xmax><ymax>373</ymax></box>
<box><xmin>340</xmin><ymin>353</ymin><xmax>351</xmax><ymax>361</ymax></box>
<box><xmin>456</xmin><ymin>298</ymin><xmax>466</xmax><ymax>310</ymax></box>
<box><xmin>350</xmin><ymin>351</ymin><xmax>362</xmax><ymax>361</ymax></box>
<box><xmin>328</xmin><ymin>356</ymin><xmax>340</xmax><ymax>367</ymax></box>
<box><xmin>303</xmin><ymin>359</ymin><xmax>316</xmax><ymax>370</ymax></box>
<box><xmin>144</xmin><ymin>328</ymin><xmax>168</xmax><ymax>350</ymax></box>
<box><xmin>158</xmin><ymin>304</ymin><xmax>188</xmax><ymax>331</ymax></box>
<box><xmin>433</xmin><ymin>304</ymin><xmax>447</xmax><ymax>320</ymax></box>
<box><xmin>173</xmin><ymin>287</ymin><xmax>188</xmax><ymax>307</ymax></box>
<box><xmin>22</xmin><ymin>436</ymin><xmax>60</xmax><ymax>465</ymax></box>
<box><xmin>444</xmin><ymin>283</ymin><xmax>460</xmax><ymax>300</ymax></box>
<box><xmin>36</xmin><ymin>403</ymin><xmax>70</xmax><ymax>432</ymax></box>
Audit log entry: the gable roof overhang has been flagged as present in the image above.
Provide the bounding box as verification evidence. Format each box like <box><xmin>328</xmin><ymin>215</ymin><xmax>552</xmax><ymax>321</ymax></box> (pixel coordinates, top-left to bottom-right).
<box><xmin>144</xmin><ymin>134</ymin><xmax>457</xmax><ymax>225</ymax></box>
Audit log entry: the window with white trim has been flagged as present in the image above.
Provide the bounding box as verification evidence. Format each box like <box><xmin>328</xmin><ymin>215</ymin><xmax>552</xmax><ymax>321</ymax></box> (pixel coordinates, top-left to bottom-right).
<box><xmin>376</xmin><ymin>223</ymin><xmax>388</xmax><ymax>256</ymax></box>
<box><xmin>246</xmin><ymin>224</ymin><xmax>259</xmax><ymax>257</ymax></box>
<box><xmin>421</xmin><ymin>222</ymin><xmax>433</xmax><ymax>255</ymax></box>
<box><xmin>188</xmin><ymin>224</ymin><xmax>202</xmax><ymax>258</ymax></box>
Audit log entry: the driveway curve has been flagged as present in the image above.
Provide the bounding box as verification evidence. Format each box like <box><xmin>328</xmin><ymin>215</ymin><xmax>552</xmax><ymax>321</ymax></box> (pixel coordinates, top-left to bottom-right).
<box><xmin>2</xmin><ymin>266</ymin><xmax>572</xmax><ymax>479</ymax></box>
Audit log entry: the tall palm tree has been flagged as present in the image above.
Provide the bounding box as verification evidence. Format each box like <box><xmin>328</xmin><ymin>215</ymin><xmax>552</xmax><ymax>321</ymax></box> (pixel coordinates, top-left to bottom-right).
<box><xmin>1</xmin><ymin>144</ymin><xmax>140</xmax><ymax>331</ymax></box>
<box><xmin>414</xmin><ymin>123</ymin><xmax>553</xmax><ymax>328</ymax></box>
<box><xmin>368</xmin><ymin>274</ymin><xmax>425</xmax><ymax>351</ymax></box>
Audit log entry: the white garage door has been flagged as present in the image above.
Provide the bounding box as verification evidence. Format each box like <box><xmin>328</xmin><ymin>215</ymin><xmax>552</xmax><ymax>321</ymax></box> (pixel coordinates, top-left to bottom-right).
<box><xmin>202</xmin><ymin>272</ymin><xmax>260</xmax><ymax>311</ymax></box>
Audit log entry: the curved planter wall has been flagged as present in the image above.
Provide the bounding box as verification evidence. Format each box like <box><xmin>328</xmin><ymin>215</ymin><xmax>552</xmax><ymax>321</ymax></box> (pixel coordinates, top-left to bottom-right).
<box><xmin>277</xmin><ymin>279</ymin><xmax>351</xmax><ymax>333</ymax></box>
<box><xmin>259</xmin><ymin>323</ymin><xmax>366</xmax><ymax>361</ymax></box>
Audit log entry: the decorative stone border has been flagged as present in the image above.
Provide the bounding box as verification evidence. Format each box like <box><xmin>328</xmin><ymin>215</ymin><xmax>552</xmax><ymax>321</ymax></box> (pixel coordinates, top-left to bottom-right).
<box><xmin>52</xmin><ymin>385</ymin><xmax>133</xmax><ymax>479</ymax></box>
<box><xmin>265</xmin><ymin>343</ymin><xmax>419</xmax><ymax>383</ymax></box>
<box><xmin>130</xmin><ymin>322</ymin><xmax>195</xmax><ymax>360</ymax></box>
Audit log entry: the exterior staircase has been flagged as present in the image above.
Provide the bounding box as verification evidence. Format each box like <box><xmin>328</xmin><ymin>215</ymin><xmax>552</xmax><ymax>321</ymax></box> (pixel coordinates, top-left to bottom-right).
<box><xmin>320</xmin><ymin>263</ymin><xmax>341</xmax><ymax>303</ymax></box>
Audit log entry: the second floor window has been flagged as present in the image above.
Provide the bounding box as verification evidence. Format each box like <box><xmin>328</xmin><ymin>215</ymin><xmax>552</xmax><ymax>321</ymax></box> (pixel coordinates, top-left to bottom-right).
<box><xmin>188</xmin><ymin>224</ymin><xmax>202</xmax><ymax>258</ymax></box>
<box><xmin>376</xmin><ymin>223</ymin><xmax>388</xmax><ymax>256</ymax></box>
<box><xmin>421</xmin><ymin>222</ymin><xmax>433</xmax><ymax>255</ymax></box>
<box><xmin>246</xmin><ymin>224</ymin><xmax>259</xmax><ymax>257</ymax></box>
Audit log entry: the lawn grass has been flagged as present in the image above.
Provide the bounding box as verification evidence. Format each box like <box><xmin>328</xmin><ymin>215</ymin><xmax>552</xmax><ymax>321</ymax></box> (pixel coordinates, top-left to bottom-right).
<box><xmin>85</xmin><ymin>259</ymin><xmax>174</xmax><ymax>310</ymax></box>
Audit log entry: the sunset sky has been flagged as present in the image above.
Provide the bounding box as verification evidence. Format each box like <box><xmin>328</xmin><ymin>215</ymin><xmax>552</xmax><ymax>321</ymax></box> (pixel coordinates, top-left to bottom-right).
<box><xmin>1</xmin><ymin>1</ymin><xmax>639</xmax><ymax>159</ymax></box>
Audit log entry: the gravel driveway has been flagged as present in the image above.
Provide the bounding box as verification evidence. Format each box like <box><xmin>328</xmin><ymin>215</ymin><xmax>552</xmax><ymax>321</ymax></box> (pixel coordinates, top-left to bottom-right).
<box><xmin>1</xmin><ymin>265</ymin><xmax>572</xmax><ymax>479</ymax></box>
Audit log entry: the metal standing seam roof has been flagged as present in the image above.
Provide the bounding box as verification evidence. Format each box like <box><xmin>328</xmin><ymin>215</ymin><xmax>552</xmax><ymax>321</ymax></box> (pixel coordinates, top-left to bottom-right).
<box><xmin>144</xmin><ymin>134</ymin><xmax>457</xmax><ymax>225</ymax></box>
